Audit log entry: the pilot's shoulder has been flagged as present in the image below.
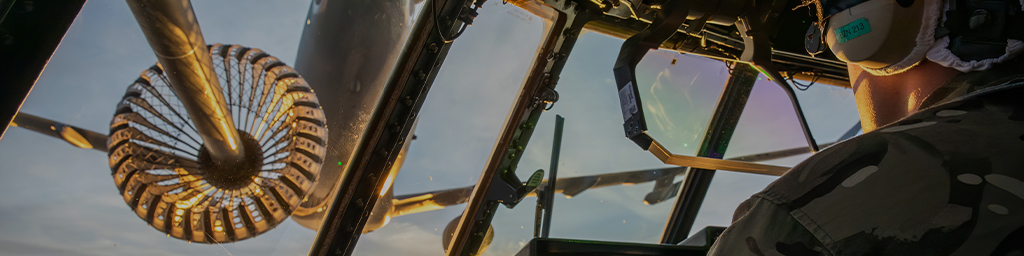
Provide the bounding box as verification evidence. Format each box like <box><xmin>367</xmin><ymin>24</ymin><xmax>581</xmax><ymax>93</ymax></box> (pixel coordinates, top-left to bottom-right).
<box><xmin>756</xmin><ymin>85</ymin><xmax>1024</xmax><ymax>205</ymax></box>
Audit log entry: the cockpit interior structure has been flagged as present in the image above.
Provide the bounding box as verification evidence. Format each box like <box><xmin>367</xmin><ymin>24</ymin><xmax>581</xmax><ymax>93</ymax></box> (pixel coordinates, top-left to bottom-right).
<box><xmin>0</xmin><ymin>0</ymin><xmax>867</xmax><ymax>255</ymax></box>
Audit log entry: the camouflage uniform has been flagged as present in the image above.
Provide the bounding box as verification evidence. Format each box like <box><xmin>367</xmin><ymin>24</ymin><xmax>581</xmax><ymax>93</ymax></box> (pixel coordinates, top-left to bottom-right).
<box><xmin>708</xmin><ymin>64</ymin><xmax>1024</xmax><ymax>255</ymax></box>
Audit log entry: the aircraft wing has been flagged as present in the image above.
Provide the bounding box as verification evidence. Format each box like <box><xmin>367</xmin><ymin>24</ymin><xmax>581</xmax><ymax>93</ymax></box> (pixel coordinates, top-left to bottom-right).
<box><xmin>10</xmin><ymin>112</ymin><xmax>108</xmax><ymax>151</ymax></box>
<box><xmin>726</xmin><ymin>121</ymin><xmax>861</xmax><ymax>162</ymax></box>
<box><xmin>390</xmin><ymin>167</ymin><xmax>687</xmax><ymax>217</ymax></box>
<box><xmin>389</xmin><ymin>121</ymin><xmax>863</xmax><ymax>218</ymax></box>
<box><xmin>10</xmin><ymin>111</ymin><xmax>859</xmax><ymax>165</ymax></box>
<box><xmin>9</xmin><ymin>111</ymin><xmax>861</xmax><ymax>219</ymax></box>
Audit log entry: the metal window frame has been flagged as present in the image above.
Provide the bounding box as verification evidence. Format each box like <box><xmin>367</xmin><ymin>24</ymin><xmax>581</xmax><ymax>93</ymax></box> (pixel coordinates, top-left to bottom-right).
<box><xmin>308</xmin><ymin>0</ymin><xmax>475</xmax><ymax>255</ymax></box>
<box><xmin>445</xmin><ymin>1</ymin><xmax>599</xmax><ymax>254</ymax></box>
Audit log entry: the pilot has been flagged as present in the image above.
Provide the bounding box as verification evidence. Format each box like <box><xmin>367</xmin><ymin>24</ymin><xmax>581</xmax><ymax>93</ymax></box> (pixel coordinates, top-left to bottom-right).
<box><xmin>708</xmin><ymin>0</ymin><xmax>1024</xmax><ymax>254</ymax></box>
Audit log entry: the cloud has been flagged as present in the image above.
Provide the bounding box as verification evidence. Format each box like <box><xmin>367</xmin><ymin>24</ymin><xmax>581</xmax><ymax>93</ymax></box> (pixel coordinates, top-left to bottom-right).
<box><xmin>356</xmin><ymin>221</ymin><xmax>445</xmax><ymax>255</ymax></box>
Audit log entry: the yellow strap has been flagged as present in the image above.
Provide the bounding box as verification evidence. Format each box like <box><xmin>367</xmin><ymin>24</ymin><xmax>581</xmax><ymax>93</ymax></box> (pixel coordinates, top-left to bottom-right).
<box><xmin>648</xmin><ymin>140</ymin><xmax>791</xmax><ymax>176</ymax></box>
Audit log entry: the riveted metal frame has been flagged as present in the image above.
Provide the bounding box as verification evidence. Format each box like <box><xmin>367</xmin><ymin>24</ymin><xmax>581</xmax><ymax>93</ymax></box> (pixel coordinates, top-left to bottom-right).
<box><xmin>446</xmin><ymin>1</ymin><xmax>600</xmax><ymax>255</ymax></box>
<box><xmin>309</xmin><ymin>0</ymin><xmax>475</xmax><ymax>254</ymax></box>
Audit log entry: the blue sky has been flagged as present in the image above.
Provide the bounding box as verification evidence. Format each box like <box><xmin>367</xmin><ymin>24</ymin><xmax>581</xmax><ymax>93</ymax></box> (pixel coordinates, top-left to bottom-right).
<box><xmin>0</xmin><ymin>1</ymin><xmax>858</xmax><ymax>255</ymax></box>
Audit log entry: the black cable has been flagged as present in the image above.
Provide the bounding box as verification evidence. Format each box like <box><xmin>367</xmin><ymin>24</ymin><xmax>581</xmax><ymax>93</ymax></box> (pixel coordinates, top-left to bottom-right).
<box><xmin>431</xmin><ymin>0</ymin><xmax>470</xmax><ymax>43</ymax></box>
<box><xmin>787</xmin><ymin>72</ymin><xmax>820</xmax><ymax>91</ymax></box>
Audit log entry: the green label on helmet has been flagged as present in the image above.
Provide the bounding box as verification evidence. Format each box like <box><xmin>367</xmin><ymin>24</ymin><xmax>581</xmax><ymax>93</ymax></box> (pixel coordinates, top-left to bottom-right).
<box><xmin>836</xmin><ymin>18</ymin><xmax>871</xmax><ymax>43</ymax></box>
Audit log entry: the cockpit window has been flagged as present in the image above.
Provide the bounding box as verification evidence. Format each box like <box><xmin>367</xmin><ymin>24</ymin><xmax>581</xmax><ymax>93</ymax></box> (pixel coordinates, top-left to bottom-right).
<box><xmin>473</xmin><ymin>32</ymin><xmax>703</xmax><ymax>254</ymax></box>
<box><xmin>691</xmin><ymin>75</ymin><xmax>859</xmax><ymax>236</ymax></box>
<box><xmin>352</xmin><ymin>2</ymin><xmax>550</xmax><ymax>255</ymax></box>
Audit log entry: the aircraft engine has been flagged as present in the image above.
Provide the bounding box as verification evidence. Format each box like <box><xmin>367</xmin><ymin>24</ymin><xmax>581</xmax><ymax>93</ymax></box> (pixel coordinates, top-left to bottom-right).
<box><xmin>107</xmin><ymin>44</ymin><xmax>328</xmax><ymax>243</ymax></box>
<box><xmin>362</xmin><ymin>188</ymin><xmax>396</xmax><ymax>232</ymax></box>
<box><xmin>442</xmin><ymin>215</ymin><xmax>494</xmax><ymax>255</ymax></box>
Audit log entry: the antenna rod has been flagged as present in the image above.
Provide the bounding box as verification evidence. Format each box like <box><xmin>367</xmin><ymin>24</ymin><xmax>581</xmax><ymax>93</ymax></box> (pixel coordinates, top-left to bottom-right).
<box><xmin>541</xmin><ymin>115</ymin><xmax>564</xmax><ymax>238</ymax></box>
<box><xmin>126</xmin><ymin>0</ymin><xmax>245</xmax><ymax>164</ymax></box>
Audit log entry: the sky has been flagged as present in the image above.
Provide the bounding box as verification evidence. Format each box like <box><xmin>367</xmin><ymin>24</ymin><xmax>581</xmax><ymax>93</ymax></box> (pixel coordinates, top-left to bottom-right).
<box><xmin>0</xmin><ymin>1</ymin><xmax>858</xmax><ymax>255</ymax></box>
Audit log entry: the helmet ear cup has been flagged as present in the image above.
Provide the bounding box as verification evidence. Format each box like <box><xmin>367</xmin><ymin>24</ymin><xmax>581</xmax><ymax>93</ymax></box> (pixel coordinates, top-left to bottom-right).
<box><xmin>826</xmin><ymin>0</ymin><xmax>925</xmax><ymax>70</ymax></box>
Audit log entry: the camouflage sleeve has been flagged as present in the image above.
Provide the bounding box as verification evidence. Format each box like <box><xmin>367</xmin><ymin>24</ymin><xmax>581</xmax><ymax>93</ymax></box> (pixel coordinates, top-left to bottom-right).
<box><xmin>708</xmin><ymin>82</ymin><xmax>1024</xmax><ymax>255</ymax></box>
<box><xmin>708</xmin><ymin>195</ymin><xmax>831</xmax><ymax>256</ymax></box>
